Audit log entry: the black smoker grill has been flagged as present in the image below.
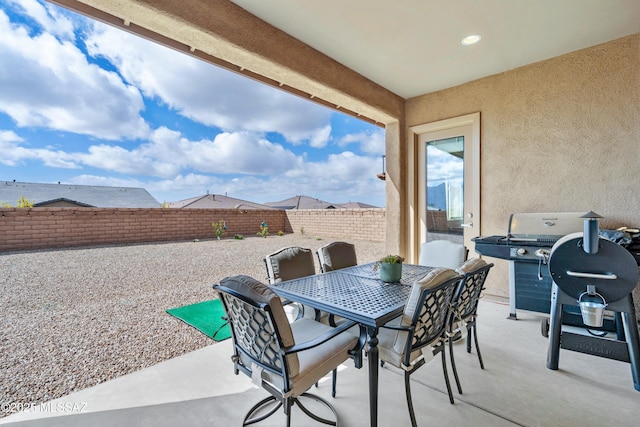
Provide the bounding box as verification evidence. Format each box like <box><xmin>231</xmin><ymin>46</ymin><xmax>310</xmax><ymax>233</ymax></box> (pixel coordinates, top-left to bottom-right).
<box><xmin>473</xmin><ymin>212</ymin><xmax>590</xmax><ymax>323</ymax></box>
<box><xmin>546</xmin><ymin>213</ymin><xmax>640</xmax><ymax>391</ymax></box>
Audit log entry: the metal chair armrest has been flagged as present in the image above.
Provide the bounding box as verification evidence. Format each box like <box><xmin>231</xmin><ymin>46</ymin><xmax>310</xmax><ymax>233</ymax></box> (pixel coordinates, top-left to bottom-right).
<box><xmin>379</xmin><ymin>323</ymin><xmax>414</xmax><ymax>333</ymax></box>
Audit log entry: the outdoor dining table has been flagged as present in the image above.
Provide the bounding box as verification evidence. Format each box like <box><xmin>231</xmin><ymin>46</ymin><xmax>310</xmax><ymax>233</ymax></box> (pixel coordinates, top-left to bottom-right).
<box><xmin>272</xmin><ymin>262</ymin><xmax>434</xmax><ymax>427</ymax></box>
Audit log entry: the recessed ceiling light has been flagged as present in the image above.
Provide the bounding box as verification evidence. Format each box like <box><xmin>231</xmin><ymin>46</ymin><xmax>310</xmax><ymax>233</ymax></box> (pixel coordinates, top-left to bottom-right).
<box><xmin>461</xmin><ymin>35</ymin><xmax>481</xmax><ymax>46</ymax></box>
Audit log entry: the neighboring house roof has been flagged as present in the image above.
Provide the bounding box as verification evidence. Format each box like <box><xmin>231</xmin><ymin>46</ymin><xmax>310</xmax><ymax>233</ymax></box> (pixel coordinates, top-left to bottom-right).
<box><xmin>265</xmin><ymin>195</ymin><xmax>341</xmax><ymax>210</ymax></box>
<box><xmin>33</xmin><ymin>198</ymin><xmax>94</xmax><ymax>208</ymax></box>
<box><xmin>337</xmin><ymin>201</ymin><xmax>379</xmax><ymax>209</ymax></box>
<box><xmin>0</xmin><ymin>181</ymin><xmax>161</xmax><ymax>208</ymax></box>
<box><xmin>168</xmin><ymin>194</ymin><xmax>275</xmax><ymax>210</ymax></box>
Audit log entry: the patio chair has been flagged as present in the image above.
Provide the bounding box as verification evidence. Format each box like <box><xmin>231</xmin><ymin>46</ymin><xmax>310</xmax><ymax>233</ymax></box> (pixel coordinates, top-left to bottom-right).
<box><xmin>214</xmin><ymin>275</ymin><xmax>361</xmax><ymax>426</ymax></box>
<box><xmin>418</xmin><ymin>240</ymin><xmax>468</xmax><ymax>269</ymax></box>
<box><xmin>264</xmin><ymin>246</ymin><xmax>317</xmax><ymax>284</ymax></box>
<box><xmin>376</xmin><ymin>267</ymin><xmax>462</xmax><ymax>427</ymax></box>
<box><xmin>316</xmin><ymin>241</ymin><xmax>357</xmax><ymax>273</ymax></box>
<box><xmin>315</xmin><ymin>241</ymin><xmax>358</xmax><ymax>326</ymax></box>
<box><xmin>447</xmin><ymin>258</ymin><xmax>494</xmax><ymax>393</ymax></box>
<box><xmin>264</xmin><ymin>246</ymin><xmax>318</xmax><ymax>321</ymax></box>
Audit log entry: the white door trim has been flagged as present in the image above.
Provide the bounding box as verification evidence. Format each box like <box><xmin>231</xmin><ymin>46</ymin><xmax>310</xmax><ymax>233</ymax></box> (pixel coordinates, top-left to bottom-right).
<box><xmin>407</xmin><ymin>112</ymin><xmax>480</xmax><ymax>263</ymax></box>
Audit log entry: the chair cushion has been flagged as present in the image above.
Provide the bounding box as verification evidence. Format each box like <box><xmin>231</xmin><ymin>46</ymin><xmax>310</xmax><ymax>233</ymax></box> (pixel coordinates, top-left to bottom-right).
<box><xmin>402</xmin><ymin>267</ymin><xmax>460</xmax><ymax>326</ymax></box>
<box><xmin>288</xmin><ymin>318</ymin><xmax>358</xmax><ymax>396</ymax></box>
<box><xmin>219</xmin><ymin>275</ymin><xmax>299</xmax><ymax>376</ymax></box>
<box><xmin>455</xmin><ymin>258</ymin><xmax>489</xmax><ymax>321</ymax></box>
<box><xmin>318</xmin><ymin>242</ymin><xmax>357</xmax><ymax>272</ymax></box>
<box><xmin>377</xmin><ymin>267</ymin><xmax>459</xmax><ymax>368</ymax></box>
<box><xmin>254</xmin><ymin>318</ymin><xmax>357</xmax><ymax>397</ymax></box>
<box><xmin>418</xmin><ymin>240</ymin><xmax>467</xmax><ymax>269</ymax></box>
<box><xmin>265</xmin><ymin>247</ymin><xmax>316</xmax><ymax>283</ymax></box>
<box><xmin>456</xmin><ymin>257</ymin><xmax>487</xmax><ymax>274</ymax></box>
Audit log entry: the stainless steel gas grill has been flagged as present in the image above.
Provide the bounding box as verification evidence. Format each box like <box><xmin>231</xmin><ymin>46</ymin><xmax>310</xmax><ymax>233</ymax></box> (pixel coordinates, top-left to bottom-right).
<box><xmin>473</xmin><ymin>212</ymin><xmax>587</xmax><ymax>321</ymax></box>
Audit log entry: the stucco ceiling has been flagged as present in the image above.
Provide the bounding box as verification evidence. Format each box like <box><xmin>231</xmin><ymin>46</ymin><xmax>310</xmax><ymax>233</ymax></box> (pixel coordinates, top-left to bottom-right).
<box><xmin>231</xmin><ymin>0</ymin><xmax>640</xmax><ymax>99</ymax></box>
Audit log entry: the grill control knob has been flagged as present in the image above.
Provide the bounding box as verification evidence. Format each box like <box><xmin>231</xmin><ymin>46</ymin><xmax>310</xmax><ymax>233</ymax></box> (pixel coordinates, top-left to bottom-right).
<box><xmin>517</xmin><ymin>248</ymin><xmax>527</xmax><ymax>256</ymax></box>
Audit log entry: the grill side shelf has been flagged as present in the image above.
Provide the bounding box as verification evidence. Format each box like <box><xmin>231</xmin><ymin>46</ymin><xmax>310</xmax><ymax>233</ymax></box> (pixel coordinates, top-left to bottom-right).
<box><xmin>472</xmin><ymin>236</ymin><xmax>511</xmax><ymax>260</ymax></box>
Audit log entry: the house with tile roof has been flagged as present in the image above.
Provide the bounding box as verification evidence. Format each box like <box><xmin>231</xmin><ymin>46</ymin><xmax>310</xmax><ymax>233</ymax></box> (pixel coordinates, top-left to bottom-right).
<box><xmin>337</xmin><ymin>201</ymin><xmax>380</xmax><ymax>209</ymax></box>
<box><xmin>0</xmin><ymin>181</ymin><xmax>160</xmax><ymax>208</ymax></box>
<box><xmin>168</xmin><ymin>193</ymin><xmax>275</xmax><ymax>210</ymax></box>
<box><xmin>265</xmin><ymin>195</ymin><xmax>341</xmax><ymax>210</ymax></box>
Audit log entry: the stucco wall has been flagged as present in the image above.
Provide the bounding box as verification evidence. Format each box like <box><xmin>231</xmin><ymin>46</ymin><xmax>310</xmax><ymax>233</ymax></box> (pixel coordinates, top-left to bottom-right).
<box><xmin>406</xmin><ymin>34</ymin><xmax>640</xmax><ymax>301</ymax></box>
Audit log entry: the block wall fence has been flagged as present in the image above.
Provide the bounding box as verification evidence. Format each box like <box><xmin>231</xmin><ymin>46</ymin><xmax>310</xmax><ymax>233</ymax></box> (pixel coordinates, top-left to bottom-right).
<box><xmin>0</xmin><ymin>208</ymin><xmax>386</xmax><ymax>252</ymax></box>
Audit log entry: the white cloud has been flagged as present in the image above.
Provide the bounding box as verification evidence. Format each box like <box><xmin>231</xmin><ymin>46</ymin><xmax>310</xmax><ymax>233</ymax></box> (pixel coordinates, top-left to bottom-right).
<box><xmin>0</xmin><ymin>128</ymin><xmax>80</xmax><ymax>168</ymax></box>
<box><xmin>426</xmin><ymin>145</ymin><xmax>463</xmax><ymax>185</ymax></box>
<box><xmin>338</xmin><ymin>129</ymin><xmax>385</xmax><ymax>155</ymax></box>
<box><xmin>0</xmin><ymin>9</ymin><xmax>150</xmax><ymax>140</ymax></box>
<box><xmin>64</xmin><ymin>151</ymin><xmax>386</xmax><ymax>206</ymax></box>
<box><xmin>308</xmin><ymin>125</ymin><xmax>332</xmax><ymax>148</ymax></box>
<box><xmin>84</xmin><ymin>22</ymin><xmax>333</xmax><ymax>146</ymax></box>
<box><xmin>6</xmin><ymin>0</ymin><xmax>75</xmax><ymax>40</ymax></box>
<box><xmin>1</xmin><ymin>126</ymin><xmax>304</xmax><ymax>178</ymax></box>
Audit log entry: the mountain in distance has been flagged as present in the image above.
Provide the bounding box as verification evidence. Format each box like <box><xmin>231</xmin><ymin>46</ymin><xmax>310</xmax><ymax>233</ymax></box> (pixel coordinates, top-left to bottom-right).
<box><xmin>427</xmin><ymin>183</ymin><xmax>446</xmax><ymax>211</ymax></box>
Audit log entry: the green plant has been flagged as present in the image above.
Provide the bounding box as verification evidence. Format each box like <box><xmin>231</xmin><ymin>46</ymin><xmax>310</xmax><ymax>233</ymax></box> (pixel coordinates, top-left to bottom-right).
<box><xmin>234</xmin><ymin>234</ymin><xmax>244</xmax><ymax>240</ymax></box>
<box><xmin>257</xmin><ymin>220</ymin><xmax>269</xmax><ymax>238</ymax></box>
<box><xmin>16</xmin><ymin>196</ymin><xmax>34</xmax><ymax>208</ymax></box>
<box><xmin>300</xmin><ymin>226</ymin><xmax>305</xmax><ymax>235</ymax></box>
<box><xmin>161</xmin><ymin>201</ymin><xmax>171</xmax><ymax>208</ymax></box>
<box><xmin>277</xmin><ymin>230</ymin><xmax>284</xmax><ymax>236</ymax></box>
<box><xmin>0</xmin><ymin>202</ymin><xmax>12</xmax><ymax>208</ymax></box>
<box><xmin>212</xmin><ymin>219</ymin><xmax>227</xmax><ymax>240</ymax></box>
<box><xmin>373</xmin><ymin>254</ymin><xmax>404</xmax><ymax>270</ymax></box>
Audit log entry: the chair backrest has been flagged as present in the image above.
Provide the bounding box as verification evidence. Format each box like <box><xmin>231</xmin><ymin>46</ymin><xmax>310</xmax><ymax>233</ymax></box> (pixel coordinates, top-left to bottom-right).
<box><xmin>418</xmin><ymin>240</ymin><xmax>468</xmax><ymax>269</ymax></box>
<box><xmin>264</xmin><ymin>247</ymin><xmax>316</xmax><ymax>284</ymax></box>
<box><xmin>454</xmin><ymin>258</ymin><xmax>494</xmax><ymax>320</ymax></box>
<box><xmin>214</xmin><ymin>275</ymin><xmax>299</xmax><ymax>388</ymax></box>
<box><xmin>316</xmin><ymin>241</ymin><xmax>357</xmax><ymax>273</ymax></box>
<box><xmin>398</xmin><ymin>268</ymin><xmax>461</xmax><ymax>359</ymax></box>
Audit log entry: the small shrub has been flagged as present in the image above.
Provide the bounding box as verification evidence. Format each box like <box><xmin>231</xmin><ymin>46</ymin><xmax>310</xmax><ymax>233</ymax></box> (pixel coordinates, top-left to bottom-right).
<box><xmin>257</xmin><ymin>220</ymin><xmax>269</xmax><ymax>238</ymax></box>
<box><xmin>17</xmin><ymin>196</ymin><xmax>34</xmax><ymax>208</ymax></box>
<box><xmin>234</xmin><ymin>234</ymin><xmax>244</xmax><ymax>240</ymax></box>
<box><xmin>257</xmin><ymin>225</ymin><xmax>269</xmax><ymax>238</ymax></box>
<box><xmin>212</xmin><ymin>219</ymin><xmax>227</xmax><ymax>240</ymax></box>
<box><xmin>277</xmin><ymin>230</ymin><xmax>284</xmax><ymax>236</ymax></box>
<box><xmin>300</xmin><ymin>227</ymin><xmax>305</xmax><ymax>235</ymax></box>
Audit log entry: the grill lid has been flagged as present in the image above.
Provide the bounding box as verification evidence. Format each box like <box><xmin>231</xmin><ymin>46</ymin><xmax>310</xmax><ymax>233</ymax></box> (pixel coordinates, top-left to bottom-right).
<box><xmin>549</xmin><ymin>232</ymin><xmax>639</xmax><ymax>303</ymax></box>
<box><xmin>508</xmin><ymin>212</ymin><xmax>585</xmax><ymax>242</ymax></box>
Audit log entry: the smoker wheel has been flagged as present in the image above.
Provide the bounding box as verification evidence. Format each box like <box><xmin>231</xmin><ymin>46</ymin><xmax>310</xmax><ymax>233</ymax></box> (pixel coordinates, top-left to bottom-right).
<box><xmin>541</xmin><ymin>318</ymin><xmax>550</xmax><ymax>338</ymax></box>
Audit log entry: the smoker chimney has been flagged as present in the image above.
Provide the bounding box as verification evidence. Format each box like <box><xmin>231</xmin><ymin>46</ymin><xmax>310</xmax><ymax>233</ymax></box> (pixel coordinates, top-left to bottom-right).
<box><xmin>581</xmin><ymin>211</ymin><xmax>603</xmax><ymax>254</ymax></box>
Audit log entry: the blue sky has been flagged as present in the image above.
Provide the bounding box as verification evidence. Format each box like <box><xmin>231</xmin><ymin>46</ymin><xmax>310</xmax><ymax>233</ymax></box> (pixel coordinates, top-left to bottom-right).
<box><xmin>0</xmin><ymin>0</ymin><xmax>386</xmax><ymax>206</ymax></box>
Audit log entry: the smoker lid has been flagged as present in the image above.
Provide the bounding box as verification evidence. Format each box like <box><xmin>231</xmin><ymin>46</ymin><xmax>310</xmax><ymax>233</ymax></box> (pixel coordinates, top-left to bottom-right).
<box><xmin>508</xmin><ymin>212</ymin><xmax>586</xmax><ymax>241</ymax></box>
<box><xmin>548</xmin><ymin>232</ymin><xmax>639</xmax><ymax>303</ymax></box>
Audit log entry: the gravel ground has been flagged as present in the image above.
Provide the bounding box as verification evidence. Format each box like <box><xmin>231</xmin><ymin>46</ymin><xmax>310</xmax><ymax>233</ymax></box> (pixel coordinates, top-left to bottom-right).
<box><xmin>0</xmin><ymin>235</ymin><xmax>385</xmax><ymax>416</ymax></box>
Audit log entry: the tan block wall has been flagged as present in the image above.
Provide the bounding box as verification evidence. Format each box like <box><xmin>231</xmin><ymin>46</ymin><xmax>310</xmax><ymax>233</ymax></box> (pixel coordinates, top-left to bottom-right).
<box><xmin>0</xmin><ymin>208</ymin><xmax>386</xmax><ymax>252</ymax></box>
<box><xmin>284</xmin><ymin>209</ymin><xmax>386</xmax><ymax>242</ymax></box>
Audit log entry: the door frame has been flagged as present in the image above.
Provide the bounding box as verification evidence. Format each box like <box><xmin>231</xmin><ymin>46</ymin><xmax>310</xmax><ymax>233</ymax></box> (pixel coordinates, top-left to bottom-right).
<box><xmin>407</xmin><ymin>112</ymin><xmax>480</xmax><ymax>263</ymax></box>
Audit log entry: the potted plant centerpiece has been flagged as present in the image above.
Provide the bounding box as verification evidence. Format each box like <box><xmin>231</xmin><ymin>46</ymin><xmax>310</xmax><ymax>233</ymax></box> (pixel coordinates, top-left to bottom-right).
<box><xmin>374</xmin><ymin>254</ymin><xmax>404</xmax><ymax>283</ymax></box>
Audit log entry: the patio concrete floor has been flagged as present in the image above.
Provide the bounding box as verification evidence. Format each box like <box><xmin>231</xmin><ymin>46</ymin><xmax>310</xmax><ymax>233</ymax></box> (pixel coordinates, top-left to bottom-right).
<box><xmin>2</xmin><ymin>298</ymin><xmax>638</xmax><ymax>427</ymax></box>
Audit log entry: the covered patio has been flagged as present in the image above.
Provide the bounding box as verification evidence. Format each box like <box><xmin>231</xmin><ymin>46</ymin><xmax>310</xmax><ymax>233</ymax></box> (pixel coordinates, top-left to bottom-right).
<box><xmin>3</xmin><ymin>298</ymin><xmax>637</xmax><ymax>426</ymax></box>
<box><xmin>7</xmin><ymin>1</ymin><xmax>639</xmax><ymax>425</ymax></box>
